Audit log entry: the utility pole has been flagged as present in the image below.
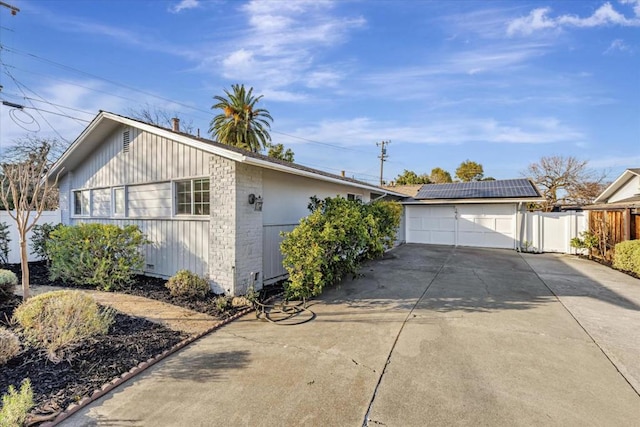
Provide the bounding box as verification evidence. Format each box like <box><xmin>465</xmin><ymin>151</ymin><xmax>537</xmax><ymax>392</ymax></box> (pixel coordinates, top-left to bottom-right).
<box><xmin>376</xmin><ymin>140</ymin><xmax>390</xmax><ymax>186</ymax></box>
<box><xmin>0</xmin><ymin>1</ymin><xmax>20</xmax><ymax>15</ymax></box>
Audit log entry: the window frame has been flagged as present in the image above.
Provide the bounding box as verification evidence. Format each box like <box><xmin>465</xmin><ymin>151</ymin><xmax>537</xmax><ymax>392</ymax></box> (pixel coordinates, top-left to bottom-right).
<box><xmin>72</xmin><ymin>189</ymin><xmax>91</xmax><ymax>217</ymax></box>
<box><xmin>174</xmin><ymin>178</ymin><xmax>210</xmax><ymax>216</ymax></box>
<box><xmin>112</xmin><ymin>186</ymin><xmax>127</xmax><ymax>217</ymax></box>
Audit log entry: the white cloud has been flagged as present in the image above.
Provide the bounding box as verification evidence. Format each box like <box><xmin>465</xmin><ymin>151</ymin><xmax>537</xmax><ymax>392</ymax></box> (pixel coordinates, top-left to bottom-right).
<box><xmin>604</xmin><ymin>38</ymin><xmax>631</xmax><ymax>53</ymax></box>
<box><xmin>169</xmin><ymin>0</ymin><xmax>200</xmax><ymax>14</ymax></box>
<box><xmin>507</xmin><ymin>2</ymin><xmax>640</xmax><ymax>36</ymax></box>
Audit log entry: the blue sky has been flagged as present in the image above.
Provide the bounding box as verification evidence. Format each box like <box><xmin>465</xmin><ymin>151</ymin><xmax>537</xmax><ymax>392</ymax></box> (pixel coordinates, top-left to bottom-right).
<box><xmin>0</xmin><ymin>0</ymin><xmax>638</xmax><ymax>184</ymax></box>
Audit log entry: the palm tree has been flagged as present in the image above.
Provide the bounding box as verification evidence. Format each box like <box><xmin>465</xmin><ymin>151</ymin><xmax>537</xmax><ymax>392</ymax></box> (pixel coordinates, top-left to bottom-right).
<box><xmin>209</xmin><ymin>84</ymin><xmax>273</xmax><ymax>152</ymax></box>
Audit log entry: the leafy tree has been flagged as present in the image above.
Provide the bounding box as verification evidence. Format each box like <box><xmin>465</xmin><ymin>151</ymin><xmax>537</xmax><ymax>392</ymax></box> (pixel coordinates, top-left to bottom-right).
<box><xmin>523</xmin><ymin>155</ymin><xmax>605</xmax><ymax>211</ymax></box>
<box><xmin>0</xmin><ymin>138</ymin><xmax>61</xmax><ymax>300</ymax></box>
<box><xmin>209</xmin><ymin>84</ymin><xmax>273</xmax><ymax>152</ymax></box>
<box><xmin>128</xmin><ymin>104</ymin><xmax>195</xmax><ymax>135</ymax></box>
<box><xmin>267</xmin><ymin>143</ymin><xmax>295</xmax><ymax>162</ymax></box>
<box><xmin>429</xmin><ymin>167</ymin><xmax>453</xmax><ymax>183</ymax></box>
<box><xmin>394</xmin><ymin>169</ymin><xmax>430</xmax><ymax>185</ymax></box>
<box><xmin>455</xmin><ymin>160</ymin><xmax>484</xmax><ymax>182</ymax></box>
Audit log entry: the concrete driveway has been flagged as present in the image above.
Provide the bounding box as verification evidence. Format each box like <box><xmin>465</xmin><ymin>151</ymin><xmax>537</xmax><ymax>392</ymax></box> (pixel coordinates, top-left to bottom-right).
<box><xmin>63</xmin><ymin>244</ymin><xmax>640</xmax><ymax>426</ymax></box>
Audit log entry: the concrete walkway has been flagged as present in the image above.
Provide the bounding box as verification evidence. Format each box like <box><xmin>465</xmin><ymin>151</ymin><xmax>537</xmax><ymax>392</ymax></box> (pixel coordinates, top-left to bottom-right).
<box><xmin>61</xmin><ymin>245</ymin><xmax>640</xmax><ymax>426</ymax></box>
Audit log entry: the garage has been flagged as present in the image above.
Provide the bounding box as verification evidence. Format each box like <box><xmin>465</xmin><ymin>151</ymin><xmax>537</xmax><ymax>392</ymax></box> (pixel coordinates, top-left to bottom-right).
<box><xmin>404</xmin><ymin>179</ymin><xmax>544</xmax><ymax>249</ymax></box>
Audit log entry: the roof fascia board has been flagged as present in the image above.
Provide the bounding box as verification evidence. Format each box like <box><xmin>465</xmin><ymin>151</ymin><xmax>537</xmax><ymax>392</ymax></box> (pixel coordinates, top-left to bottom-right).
<box><xmin>402</xmin><ymin>198</ymin><xmax>545</xmax><ymax>205</ymax></box>
<box><xmin>594</xmin><ymin>169</ymin><xmax>633</xmax><ymax>203</ymax></box>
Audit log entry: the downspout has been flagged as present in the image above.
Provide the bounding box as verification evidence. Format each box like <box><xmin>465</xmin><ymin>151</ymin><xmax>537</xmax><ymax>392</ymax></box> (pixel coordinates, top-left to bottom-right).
<box><xmin>517</xmin><ymin>202</ymin><xmax>524</xmax><ymax>252</ymax></box>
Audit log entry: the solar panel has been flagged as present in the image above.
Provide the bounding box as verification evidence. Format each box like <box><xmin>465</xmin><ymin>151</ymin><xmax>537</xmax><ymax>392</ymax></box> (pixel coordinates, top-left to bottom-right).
<box><xmin>414</xmin><ymin>179</ymin><xmax>539</xmax><ymax>200</ymax></box>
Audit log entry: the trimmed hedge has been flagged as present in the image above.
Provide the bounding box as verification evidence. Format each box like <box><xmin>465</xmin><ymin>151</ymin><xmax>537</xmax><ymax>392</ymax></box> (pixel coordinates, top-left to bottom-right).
<box><xmin>281</xmin><ymin>197</ymin><xmax>402</xmax><ymax>300</ymax></box>
<box><xmin>46</xmin><ymin>223</ymin><xmax>148</xmax><ymax>291</ymax></box>
<box><xmin>613</xmin><ymin>240</ymin><xmax>640</xmax><ymax>276</ymax></box>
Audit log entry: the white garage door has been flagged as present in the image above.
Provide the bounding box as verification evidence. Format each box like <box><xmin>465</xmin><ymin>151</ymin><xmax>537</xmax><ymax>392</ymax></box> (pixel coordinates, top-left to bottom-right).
<box><xmin>406</xmin><ymin>204</ymin><xmax>516</xmax><ymax>249</ymax></box>
<box><xmin>406</xmin><ymin>205</ymin><xmax>456</xmax><ymax>245</ymax></box>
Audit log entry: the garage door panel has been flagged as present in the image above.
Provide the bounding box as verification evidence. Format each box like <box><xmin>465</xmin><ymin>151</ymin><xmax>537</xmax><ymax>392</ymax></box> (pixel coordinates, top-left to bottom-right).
<box><xmin>406</xmin><ymin>206</ymin><xmax>456</xmax><ymax>245</ymax></box>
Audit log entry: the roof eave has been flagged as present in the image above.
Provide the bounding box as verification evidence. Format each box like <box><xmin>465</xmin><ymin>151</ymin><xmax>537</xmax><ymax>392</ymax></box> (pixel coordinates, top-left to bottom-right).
<box><xmin>402</xmin><ymin>197</ymin><xmax>545</xmax><ymax>204</ymax></box>
<box><xmin>593</xmin><ymin>169</ymin><xmax>638</xmax><ymax>203</ymax></box>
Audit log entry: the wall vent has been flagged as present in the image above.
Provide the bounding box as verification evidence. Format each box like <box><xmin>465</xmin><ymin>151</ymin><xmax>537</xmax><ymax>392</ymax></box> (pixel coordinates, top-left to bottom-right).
<box><xmin>123</xmin><ymin>130</ymin><xmax>130</xmax><ymax>153</ymax></box>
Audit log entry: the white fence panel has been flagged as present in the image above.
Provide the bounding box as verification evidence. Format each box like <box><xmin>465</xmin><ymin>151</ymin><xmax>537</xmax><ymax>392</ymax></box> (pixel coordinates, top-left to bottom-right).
<box><xmin>523</xmin><ymin>211</ymin><xmax>587</xmax><ymax>254</ymax></box>
<box><xmin>263</xmin><ymin>223</ymin><xmax>296</xmax><ymax>284</ymax></box>
<box><xmin>0</xmin><ymin>210</ymin><xmax>62</xmax><ymax>264</ymax></box>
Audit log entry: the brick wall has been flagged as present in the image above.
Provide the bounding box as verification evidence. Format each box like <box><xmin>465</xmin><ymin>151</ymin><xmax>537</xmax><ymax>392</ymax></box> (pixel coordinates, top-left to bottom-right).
<box><xmin>209</xmin><ymin>156</ymin><xmax>264</xmax><ymax>295</ymax></box>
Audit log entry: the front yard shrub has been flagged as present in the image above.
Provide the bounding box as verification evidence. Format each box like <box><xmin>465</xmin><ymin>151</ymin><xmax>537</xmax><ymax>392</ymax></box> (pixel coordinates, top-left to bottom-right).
<box><xmin>0</xmin><ymin>379</ymin><xmax>34</xmax><ymax>427</ymax></box>
<box><xmin>613</xmin><ymin>240</ymin><xmax>640</xmax><ymax>276</ymax></box>
<box><xmin>165</xmin><ymin>270</ymin><xmax>210</xmax><ymax>298</ymax></box>
<box><xmin>281</xmin><ymin>197</ymin><xmax>401</xmax><ymax>300</ymax></box>
<box><xmin>0</xmin><ymin>327</ymin><xmax>20</xmax><ymax>365</ymax></box>
<box><xmin>570</xmin><ymin>230</ymin><xmax>599</xmax><ymax>258</ymax></box>
<box><xmin>46</xmin><ymin>223</ymin><xmax>148</xmax><ymax>291</ymax></box>
<box><xmin>0</xmin><ymin>222</ymin><xmax>10</xmax><ymax>267</ymax></box>
<box><xmin>12</xmin><ymin>290</ymin><xmax>114</xmax><ymax>363</ymax></box>
<box><xmin>0</xmin><ymin>269</ymin><xmax>17</xmax><ymax>302</ymax></box>
<box><xmin>30</xmin><ymin>222</ymin><xmax>62</xmax><ymax>264</ymax></box>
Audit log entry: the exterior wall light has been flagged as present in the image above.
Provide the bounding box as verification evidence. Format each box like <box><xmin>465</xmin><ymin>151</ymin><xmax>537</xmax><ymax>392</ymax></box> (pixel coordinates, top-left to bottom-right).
<box><xmin>254</xmin><ymin>196</ymin><xmax>263</xmax><ymax>211</ymax></box>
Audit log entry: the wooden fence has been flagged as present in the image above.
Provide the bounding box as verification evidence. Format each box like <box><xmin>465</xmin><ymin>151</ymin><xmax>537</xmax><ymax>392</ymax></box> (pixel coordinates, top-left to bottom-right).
<box><xmin>588</xmin><ymin>209</ymin><xmax>639</xmax><ymax>260</ymax></box>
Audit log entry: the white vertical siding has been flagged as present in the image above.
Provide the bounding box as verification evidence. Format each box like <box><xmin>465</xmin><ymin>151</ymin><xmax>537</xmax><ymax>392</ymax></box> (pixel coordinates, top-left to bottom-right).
<box><xmin>263</xmin><ymin>224</ymin><xmax>296</xmax><ymax>283</ymax></box>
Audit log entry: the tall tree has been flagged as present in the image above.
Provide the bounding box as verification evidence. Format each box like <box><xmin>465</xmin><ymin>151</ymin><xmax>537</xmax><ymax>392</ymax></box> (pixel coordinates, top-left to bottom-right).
<box><xmin>523</xmin><ymin>155</ymin><xmax>605</xmax><ymax>210</ymax></box>
<box><xmin>209</xmin><ymin>84</ymin><xmax>273</xmax><ymax>152</ymax></box>
<box><xmin>429</xmin><ymin>167</ymin><xmax>453</xmax><ymax>183</ymax></box>
<box><xmin>455</xmin><ymin>160</ymin><xmax>484</xmax><ymax>182</ymax></box>
<box><xmin>0</xmin><ymin>137</ymin><xmax>61</xmax><ymax>300</ymax></box>
<box><xmin>394</xmin><ymin>169</ymin><xmax>430</xmax><ymax>185</ymax></box>
<box><xmin>267</xmin><ymin>143</ymin><xmax>295</xmax><ymax>162</ymax></box>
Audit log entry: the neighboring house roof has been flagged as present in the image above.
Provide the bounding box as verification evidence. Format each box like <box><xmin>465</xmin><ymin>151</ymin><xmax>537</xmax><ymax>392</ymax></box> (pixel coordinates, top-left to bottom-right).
<box><xmin>403</xmin><ymin>179</ymin><xmax>544</xmax><ymax>204</ymax></box>
<box><xmin>48</xmin><ymin>111</ymin><xmax>406</xmax><ymax>197</ymax></box>
<box><xmin>382</xmin><ymin>184</ymin><xmax>423</xmax><ymax>197</ymax></box>
<box><xmin>593</xmin><ymin>168</ymin><xmax>640</xmax><ymax>204</ymax></box>
<box><xmin>583</xmin><ymin>195</ymin><xmax>640</xmax><ymax>210</ymax></box>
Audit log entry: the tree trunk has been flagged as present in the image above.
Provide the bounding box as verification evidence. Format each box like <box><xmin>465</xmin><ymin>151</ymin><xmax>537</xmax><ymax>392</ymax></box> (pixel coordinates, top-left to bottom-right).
<box><xmin>20</xmin><ymin>235</ymin><xmax>30</xmax><ymax>300</ymax></box>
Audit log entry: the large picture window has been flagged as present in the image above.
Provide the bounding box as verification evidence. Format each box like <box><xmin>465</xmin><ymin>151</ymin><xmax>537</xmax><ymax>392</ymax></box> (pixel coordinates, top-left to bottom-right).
<box><xmin>176</xmin><ymin>178</ymin><xmax>210</xmax><ymax>215</ymax></box>
<box><xmin>73</xmin><ymin>190</ymin><xmax>90</xmax><ymax>216</ymax></box>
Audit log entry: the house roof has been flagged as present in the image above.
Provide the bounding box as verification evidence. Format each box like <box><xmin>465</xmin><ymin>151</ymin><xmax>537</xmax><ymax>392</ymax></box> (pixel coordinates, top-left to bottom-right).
<box><xmin>403</xmin><ymin>179</ymin><xmax>544</xmax><ymax>204</ymax></box>
<box><xmin>48</xmin><ymin>111</ymin><xmax>406</xmax><ymax>197</ymax></box>
<box><xmin>382</xmin><ymin>184</ymin><xmax>423</xmax><ymax>197</ymax></box>
<box><xmin>583</xmin><ymin>195</ymin><xmax>640</xmax><ymax>210</ymax></box>
<box><xmin>593</xmin><ymin>168</ymin><xmax>640</xmax><ymax>204</ymax></box>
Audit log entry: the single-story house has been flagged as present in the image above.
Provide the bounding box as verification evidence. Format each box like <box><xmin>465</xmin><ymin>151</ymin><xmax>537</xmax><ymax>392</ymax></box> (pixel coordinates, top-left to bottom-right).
<box><xmin>48</xmin><ymin>111</ymin><xmax>405</xmax><ymax>295</ymax></box>
<box><xmin>582</xmin><ymin>168</ymin><xmax>640</xmax><ymax>257</ymax></box>
<box><xmin>402</xmin><ymin>179</ymin><xmax>544</xmax><ymax>249</ymax></box>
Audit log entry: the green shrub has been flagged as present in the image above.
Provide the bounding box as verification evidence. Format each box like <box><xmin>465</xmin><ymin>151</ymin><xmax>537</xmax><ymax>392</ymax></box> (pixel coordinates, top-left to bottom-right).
<box><xmin>281</xmin><ymin>196</ymin><xmax>402</xmax><ymax>300</ymax></box>
<box><xmin>0</xmin><ymin>269</ymin><xmax>17</xmax><ymax>302</ymax></box>
<box><xmin>215</xmin><ymin>296</ymin><xmax>231</xmax><ymax>311</ymax></box>
<box><xmin>30</xmin><ymin>222</ymin><xmax>62</xmax><ymax>264</ymax></box>
<box><xmin>47</xmin><ymin>223</ymin><xmax>149</xmax><ymax>291</ymax></box>
<box><xmin>0</xmin><ymin>222</ymin><xmax>10</xmax><ymax>267</ymax></box>
<box><xmin>0</xmin><ymin>327</ymin><xmax>20</xmax><ymax>365</ymax></box>
<box><xmin>12</xmin><ymin>290</ymin><xmax>114</xmax><ymax>363</ymax></box>
<box><xmin>570</xmin><ymin>231</ymin><xmax>599</xmax><ymax>254</ymax></box>
<box><xmin>0</xmin><ymin>379</ymin><xmax>34</xmax><ymax>427</ymax></box>
<box><xmin>165</xmin><ymin>270</ymin><xmax>210</xmax><ymax>298</ymax></box>
<box><xmin>613</xmin><ymin>240</ymin><xmax>640</xmax><ymax>276</ymax></box>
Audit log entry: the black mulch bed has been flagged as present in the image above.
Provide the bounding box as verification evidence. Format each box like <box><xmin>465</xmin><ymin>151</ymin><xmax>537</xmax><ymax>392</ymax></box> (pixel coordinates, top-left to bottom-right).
<box><xmin>1</xmin><ymin>297</ymin><xmax>186</xmax><ymax>422</ymax></box>
<box><xmin>6</xmin><ymin>262</ymin><xmax>284</xmax><ymax>318</ymax></box>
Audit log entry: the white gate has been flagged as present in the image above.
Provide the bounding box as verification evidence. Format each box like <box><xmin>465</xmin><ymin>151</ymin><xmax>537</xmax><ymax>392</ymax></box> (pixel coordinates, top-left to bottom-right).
<box><xmin>523</xmin><ymin>211</ymin><xmax>587</xmax><ymax>253</ymax></box>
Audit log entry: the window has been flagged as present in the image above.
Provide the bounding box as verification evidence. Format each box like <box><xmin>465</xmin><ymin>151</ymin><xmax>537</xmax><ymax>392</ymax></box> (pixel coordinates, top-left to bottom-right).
<box><xmin>176</xmin><ymin>178</ymin><xmax>210</xmax><ymax>215</ymax></box>
<box><xmin>113</xmin><ymin>187</ymin><xmax>126</xmax><ymax>216</ymax></box>
<box><xmin>73</xmin><ymin>190</ymin><xmax>90</xmax><ymax>216</ymax></box>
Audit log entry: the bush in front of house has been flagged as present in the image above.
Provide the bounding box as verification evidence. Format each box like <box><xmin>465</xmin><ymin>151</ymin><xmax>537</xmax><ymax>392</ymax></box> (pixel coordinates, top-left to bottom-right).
<box><xmin>281</xmin><ymin>196</ymin><xmax>402</xmax><ymax>301</ymax></box>
<box><xmin>165</xmin><ymin>270</ymin><xmax>211</xmax><ymax>298</ymax></box>
<box><xmin>0</xmin><ymin>269</ymin><xmax>17</xmax><ymax>302</ymax></box>
<box><xmin>0</xmin><ymin>379</ymin><xmax>34</xmax><ymax>427</ymax></box>
<box><xmin>12</xmin><ymin>290</ymin><xmax>114</xmax><ymax>363</ymax></box>
<box><xmin>613</xmin><ymin>240</ymin><xmax>640</xmax><ymax>276</ymax></box>
<box><xmin>46</xmin><ymin>223</ymin><xmax>149</xmax><ymax>291</ymax></box>
<box><xmin>30</xmin><ymin>222</ymin><xmax>62</xmax><ymax>265</ymax></box>
<box><xmin>0</xmin><ymin>327</ymin><xmax>20</xmax><ymax>365</ymax></box>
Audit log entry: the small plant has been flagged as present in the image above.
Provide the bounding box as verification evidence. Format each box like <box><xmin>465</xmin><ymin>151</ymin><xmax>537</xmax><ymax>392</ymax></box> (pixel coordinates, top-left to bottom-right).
<box><xmin>570</xmin><ymin>231</ymin><xmax>599</xmax><ymax>258</ymax></box>
<box><xmin>521</xmin><ymin>240</ymin><xmax>533</xmax><ymax>253</ymax></box>
<box><xmin>215</xmin><ymin>296</ymin><xmax>230</xmax><ymax>312</ymax></box>
<box><xmin>47</xmin><ymin>223</ymin><xmax>149</xmax><ymax>291</ymax></box>
<box><xmin>12</xmin><ymin>290</ymin><xmax>114</xmax><ymax>363</ymax></box>
<box><xmin>30</xmin><ymin>222</ymin><xmax>61</xmax><ymax>265</ymax></box>
<box><xmin>0</xmin><ymin>222</ymin><xmax>10</xmax><ymax>266</ymax></box>
<box><xmin>0</xmin><ymin>379</ymin><xmax>34</xmax><ymax>427</ymax></box>
<box><xmin>165</xmin><ymin>270</ymin><xmax>210</xmax><ymax>298</ymax></box>
<box><xmin>613</xmin><ymin>240</ymin><xmax>640</xmax><ymax>276</ymax></box>
<box><xmin>0</xmin><ymin>327</ymin><xmax>20</xmax><ymax>365</ymax></box>
<box><xmin>0</xmin><ymin>269</ymin><xmax>17</xmax><ymax>302</ymax></box>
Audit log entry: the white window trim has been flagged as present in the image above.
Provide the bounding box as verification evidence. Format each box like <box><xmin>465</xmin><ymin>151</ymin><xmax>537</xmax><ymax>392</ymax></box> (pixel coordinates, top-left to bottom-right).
<box><xmin>72</xmin><ymin>189</ymin><xmax>91</xmax><ymax>217</ymax></box>
<box><xmin>173</xmin><ymin>177</ymin><xmax>210</xmax><ymax>217</ymax></box>
<box><xmin>112</xmin><ymin>186</ymin><xmax>127</xmax><ymax>217</ymax></box>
